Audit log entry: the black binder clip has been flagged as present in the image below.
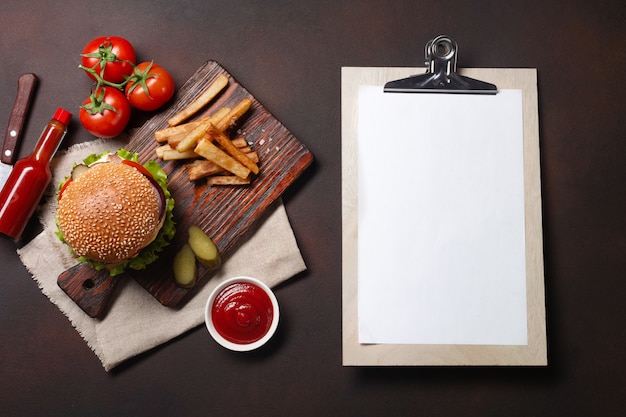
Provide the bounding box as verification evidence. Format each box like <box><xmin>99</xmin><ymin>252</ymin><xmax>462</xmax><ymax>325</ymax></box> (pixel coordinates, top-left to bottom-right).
<box><xmin>384</xmin><ymin>35</ymin><xmax>497</xmax><ymax>94</ymax></box>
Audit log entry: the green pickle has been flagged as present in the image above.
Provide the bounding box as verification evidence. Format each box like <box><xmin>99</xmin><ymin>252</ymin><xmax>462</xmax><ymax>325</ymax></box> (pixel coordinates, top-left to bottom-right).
<box><xmin>173</xmin><ymin>243</ymin><xmax>197</xmax><ymax>288</ymax></box>
<box><xmin>188</xmin><ymin>225</ymin><xmax>221</xmax><ymax>270</ymax></box>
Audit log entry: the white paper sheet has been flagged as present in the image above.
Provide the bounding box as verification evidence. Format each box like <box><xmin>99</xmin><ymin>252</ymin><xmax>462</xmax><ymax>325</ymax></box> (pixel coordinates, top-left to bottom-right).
<box><xmin>357</xmin><ymin>87</ymin><xmax>528</xmax><ymax>345</ymax></box>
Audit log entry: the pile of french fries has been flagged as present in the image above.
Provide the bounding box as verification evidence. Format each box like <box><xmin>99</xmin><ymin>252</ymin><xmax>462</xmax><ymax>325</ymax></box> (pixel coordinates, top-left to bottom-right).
<box><xmin>154</xmin><ymin>74</ymin><xmax>259</xmax><ymax>185</ymax></box>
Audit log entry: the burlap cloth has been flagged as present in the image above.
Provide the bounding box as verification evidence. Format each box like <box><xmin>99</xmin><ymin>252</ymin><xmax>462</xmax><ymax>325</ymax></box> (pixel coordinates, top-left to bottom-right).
<box><xmin>16</xmin><ymin>138</ymin><xmax>307</xmax><ymax>371</ymax></box>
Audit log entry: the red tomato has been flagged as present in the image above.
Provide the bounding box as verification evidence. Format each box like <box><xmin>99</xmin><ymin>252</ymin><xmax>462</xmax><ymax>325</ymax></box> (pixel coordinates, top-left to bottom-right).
<box><xmin>121</xmin><ymin>160</ymin><xmax>153</xmax><ymax>179</ymax></box>
<box><xmin>125</xmin><ymin>62</ymin><xmax>175</xmax><ymax>111</ymax></box>
<box><xmin>58</xmin><ymin>178</ymin><xmax>72</xmax><ymax>201</ymax></box>
<box><xmin>81</xmin><ymin>36</ymin><xmax>136</xmax><ymax>83</ymax></box>
<box><xmin>79</xmin><ymin>86</ymin><xmax>131</xmax><ymax>138</ymax></box>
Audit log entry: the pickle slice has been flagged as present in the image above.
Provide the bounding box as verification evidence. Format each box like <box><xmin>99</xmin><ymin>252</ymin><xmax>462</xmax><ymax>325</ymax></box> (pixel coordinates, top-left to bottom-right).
<box><xmin>71</xmin><ymin>164</ymin><xmax>90</xmax><ymax>180</ymax></box>
<box><xmin>173</xmin><ymin>243</ymin><xmax>197</xmax><ymax>288</ymax></box>
<box><xmin>188</xmin><ymin>225</ymin><xmax>221</xmax><ymax>270</ymax></box>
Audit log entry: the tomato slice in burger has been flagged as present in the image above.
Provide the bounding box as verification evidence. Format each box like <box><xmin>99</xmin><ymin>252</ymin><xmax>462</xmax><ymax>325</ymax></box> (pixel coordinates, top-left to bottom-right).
<box><xmin>121</xmin><ymin>159</ymin><xmax>153</xmax><ymax>179</ymax></box>
<box><xmin>58</xmin><ymin>178</ymin><xmax>72</xmax><ymax>201</ymax></box>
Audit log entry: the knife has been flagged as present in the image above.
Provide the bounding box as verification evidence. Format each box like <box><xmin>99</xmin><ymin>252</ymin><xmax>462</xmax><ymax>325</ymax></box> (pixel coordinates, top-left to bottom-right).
<box><xmin>0</xmin><ymin>73</ymin><xmax>38</xmax><ymax>187</ymax></box>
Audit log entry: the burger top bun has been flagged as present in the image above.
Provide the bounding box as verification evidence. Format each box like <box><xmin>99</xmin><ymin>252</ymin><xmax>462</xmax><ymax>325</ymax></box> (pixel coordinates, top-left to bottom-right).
<box><xmin>57</xmin><ymin>162</ymin><xmax>163</xmax><ymax>264</ymax></box>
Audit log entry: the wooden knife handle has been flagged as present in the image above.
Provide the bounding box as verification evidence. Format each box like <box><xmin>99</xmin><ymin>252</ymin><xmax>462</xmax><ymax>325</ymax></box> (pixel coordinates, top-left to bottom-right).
<box><xmin>2</xmin><ymin>73</ymin><xmax>38</xmax><ymax>164</ymax></box>
<box><xmin>57</xmin><ymin>264</ymin><xmax>121</xmax><ymax>319</ymax></box>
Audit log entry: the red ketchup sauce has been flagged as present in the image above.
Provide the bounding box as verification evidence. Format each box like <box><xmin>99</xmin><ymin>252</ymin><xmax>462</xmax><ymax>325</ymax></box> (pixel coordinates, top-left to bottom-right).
<box><xmin>211</xmin><ymin>281</ymin><xmax>274</xmax><ymax>345</ymax></box>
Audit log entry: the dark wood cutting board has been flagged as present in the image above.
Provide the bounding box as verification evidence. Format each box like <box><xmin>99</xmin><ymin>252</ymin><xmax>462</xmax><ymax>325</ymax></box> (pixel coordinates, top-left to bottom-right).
<box><xmin>57</xmin><ymin>60</ymin><xmax>313</xmax><ymax>318</ymax></box>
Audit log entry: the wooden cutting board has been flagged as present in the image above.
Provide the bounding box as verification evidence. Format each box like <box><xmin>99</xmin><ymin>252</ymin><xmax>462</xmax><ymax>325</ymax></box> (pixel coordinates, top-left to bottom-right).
<box><xmin>58</xmin><ymin>60</ymin><xmax>313</xmax><ymax>318</ymax></box>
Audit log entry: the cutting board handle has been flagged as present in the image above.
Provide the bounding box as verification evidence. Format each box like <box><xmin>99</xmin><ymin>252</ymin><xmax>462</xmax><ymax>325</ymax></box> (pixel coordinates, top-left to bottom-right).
<box><xmin>57</xmin><ymin>264</ymin><xmax>121</xmax><ymax>318</ymax></box>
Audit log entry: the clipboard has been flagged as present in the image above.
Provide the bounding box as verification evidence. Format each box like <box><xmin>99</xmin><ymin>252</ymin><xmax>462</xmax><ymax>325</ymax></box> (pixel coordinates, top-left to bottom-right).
<box><xmin>341</xmin><ymin>36</ymin><xmax>547</xmax><ymax>366</ymax></box>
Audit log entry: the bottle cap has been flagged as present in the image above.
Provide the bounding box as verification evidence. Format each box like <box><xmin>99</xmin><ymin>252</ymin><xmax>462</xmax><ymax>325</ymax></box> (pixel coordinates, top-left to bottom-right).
<box><xmin>53</xmin><ymin>108</ymin><xmax>73</xmax><ymax>126</ymax></box>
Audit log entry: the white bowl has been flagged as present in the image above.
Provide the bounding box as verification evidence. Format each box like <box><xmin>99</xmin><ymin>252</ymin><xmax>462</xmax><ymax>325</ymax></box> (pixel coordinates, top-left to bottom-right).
<box><xmin>205</xmin><ymin>276</ymin><xmax>279</xmax><ymax>351</ymax></box>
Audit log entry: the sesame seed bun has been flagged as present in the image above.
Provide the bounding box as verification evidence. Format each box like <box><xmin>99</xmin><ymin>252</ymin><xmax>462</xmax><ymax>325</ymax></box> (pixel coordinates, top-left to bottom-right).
<box><xmin>56</xmin><ymin>162</ymin><xmax>164</xmax><ymax>265</ymax></box>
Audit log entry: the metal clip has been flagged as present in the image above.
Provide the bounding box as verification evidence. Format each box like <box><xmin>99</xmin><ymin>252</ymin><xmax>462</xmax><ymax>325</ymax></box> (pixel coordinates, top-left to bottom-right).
<box><xmin>384</xmin><ymin>35</ymin><xmax>497</xmax><ymax>94</ymax></box>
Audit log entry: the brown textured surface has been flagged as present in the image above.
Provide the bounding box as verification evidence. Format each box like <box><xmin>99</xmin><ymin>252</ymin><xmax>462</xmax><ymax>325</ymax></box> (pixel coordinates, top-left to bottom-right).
<box><xmin>57</xmin><ymin>61</ymin><xmax>313</xmax><ymax>316</ymax></box>
<box><xmin>0</xmin><ymin>1</ymin><xmax>624</xmax><ymax>416</ymax></box>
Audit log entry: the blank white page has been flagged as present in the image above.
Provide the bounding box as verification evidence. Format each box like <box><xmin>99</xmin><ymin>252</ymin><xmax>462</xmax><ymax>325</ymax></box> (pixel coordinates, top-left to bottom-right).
<box><xmin>357</xmin><ymin>87</ymin><xmax>527</xmax><ymax>345</ymax></box>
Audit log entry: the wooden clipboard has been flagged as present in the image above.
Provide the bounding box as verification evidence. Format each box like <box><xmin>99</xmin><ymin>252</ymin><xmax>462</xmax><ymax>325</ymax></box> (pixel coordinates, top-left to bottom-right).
<box><xmin>341</xmin><ymin>66</ymin><xmax>547</xmax><ymax>366</ymax></box>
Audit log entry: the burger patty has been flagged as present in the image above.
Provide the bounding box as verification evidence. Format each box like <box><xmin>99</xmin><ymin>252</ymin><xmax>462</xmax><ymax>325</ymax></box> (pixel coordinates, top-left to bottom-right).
<box><xmin>56</xmin><ymin>162</ymin><xmax>163</xmax><ymax>264</ymax></box>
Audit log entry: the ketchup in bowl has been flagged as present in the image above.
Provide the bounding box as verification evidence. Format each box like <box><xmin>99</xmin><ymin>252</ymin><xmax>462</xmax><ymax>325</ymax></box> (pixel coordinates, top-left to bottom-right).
<box><xmin>205</xmin><ymin>277</ymin><xmax>279</xmax><ymax>351</ymax></box>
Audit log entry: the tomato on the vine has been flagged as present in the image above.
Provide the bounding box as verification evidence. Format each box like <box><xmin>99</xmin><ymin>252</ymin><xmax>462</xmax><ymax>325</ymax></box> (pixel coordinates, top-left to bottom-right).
<box><xmin>77</xmin><ymin>37</ymin><xmax>178</xmax><ymax>138</ymax></box>
<box><xmin>81</xmin><ymin>36</ymin><xmax>136</xmax><ymax>83</ymax></box>
<box><xmin>125</xmin><ymin>62</ymin><xmax>175</xmax><ymax>111</ymax></box>
<box><xmin>79</xmin><ymin>86</ymin><xmax>131</xmax><ymax>138</ymax></box>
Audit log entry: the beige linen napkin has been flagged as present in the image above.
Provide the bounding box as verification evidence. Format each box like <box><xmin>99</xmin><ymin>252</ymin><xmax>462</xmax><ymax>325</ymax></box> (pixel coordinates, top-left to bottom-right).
<box><xmin>17</xmin><ymin>138</ymin><xmax>306</xmax><ymax>371</ymax></box>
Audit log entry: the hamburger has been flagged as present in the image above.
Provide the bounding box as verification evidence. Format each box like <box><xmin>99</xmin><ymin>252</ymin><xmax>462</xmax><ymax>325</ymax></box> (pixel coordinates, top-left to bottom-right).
<box><xmin>56</xmin><ymin>149</ymin><xmax>175</xmax><ymax>276</ymax></box>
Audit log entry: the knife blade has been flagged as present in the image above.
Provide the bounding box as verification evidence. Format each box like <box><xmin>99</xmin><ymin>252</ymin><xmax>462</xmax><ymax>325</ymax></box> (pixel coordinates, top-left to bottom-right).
<box><xmin>0</xmin><ymin>73</ymin><xmax>38</xmax><ymax>187</ymax></box>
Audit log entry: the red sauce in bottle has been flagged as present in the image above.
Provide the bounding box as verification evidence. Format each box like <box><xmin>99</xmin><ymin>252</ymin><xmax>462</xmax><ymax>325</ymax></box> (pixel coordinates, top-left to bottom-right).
<box><xmin>0</xmin><ymin>108</ymin><xmax>71</xmax><ymax>240</ymax></box>
<box><xmin>211</xmin><ymin>281</ymin><xmax>274</xmax><ymax>345</ymax></box>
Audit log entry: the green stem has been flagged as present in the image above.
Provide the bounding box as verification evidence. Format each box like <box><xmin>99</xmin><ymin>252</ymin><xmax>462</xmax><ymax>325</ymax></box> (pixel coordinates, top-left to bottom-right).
<box><xmin>78</xmin><ymin>64</ymin><xmax>129</xmax><ymax>89</ymax></box>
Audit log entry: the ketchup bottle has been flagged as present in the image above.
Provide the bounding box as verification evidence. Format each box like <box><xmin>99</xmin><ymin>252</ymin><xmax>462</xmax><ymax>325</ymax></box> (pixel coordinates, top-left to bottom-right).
<box><xmin>0</xmin><ymin>108</ymin><xmax>72</xmax><ymax>240</ymax></box>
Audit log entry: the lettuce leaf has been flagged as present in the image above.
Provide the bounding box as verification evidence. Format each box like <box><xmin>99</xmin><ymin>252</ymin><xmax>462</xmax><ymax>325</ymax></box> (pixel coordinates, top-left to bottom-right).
<box><xmin>56</xmin><ymin>149</ymin><xmax>176</xmax><ymax>276</ymax></box>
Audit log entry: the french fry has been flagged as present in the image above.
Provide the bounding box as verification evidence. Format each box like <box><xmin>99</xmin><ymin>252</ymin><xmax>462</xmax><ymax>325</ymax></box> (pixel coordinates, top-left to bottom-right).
<box><xmin>194</xmin><ymin>137</ymin><xmax>250</xmax><ymax>179</ymax></box>
<box><xmin>157</xmin><ymin>144</ymin><xmax>199</xmax><ymax>160</ymax></box>
<box><xmin>207</xmin><ymin>107</ymin><xmax>232</xmax><ymax>127</ymax></box>
<box><xmin>155</xmin><ymin>91</ymin><xmax>259</xmax><ymax>186</ymax></box>
<box><xmin>159</xmin><ymin>107</ymin><xmax>227</xmax><ymax>149</ymax></box>
<box><xmin>176</xmin><ymin>98</ymin><xmax>251</xmax><ymax>152</ymax></box>
<box><xmin>207</xmin><ymin>175</ymin><xmax>251</xmax><ymax>186</ymax></box>
<box><xmin>214</xmin><ymin>98</ymin><xmax>253</xmax><ymax>132</ymax></box>
<box><xmin>156</xmin><ymin>108</ymin><xmax>231</xmax><ymax>145</ymax></box>
<box><xmin>244</xmin><ymin>151</ymin><xmax>259</xmax><ymax>163</ymax></box>
<box><xmin>185</xmin><ymin>138</ymin><xmax>257</xmax><ymax>181</ymax></box>
<box><xmin>162</xmin><ymin>149</ymin><xmax>198</xmax><ymax>160</ymax></box>
<box><xmin>235</xmin><ymin>145</ymin><xmax>253</xmax><ymax>154</ymax></box>
<box><xmin>167</xmin><ymin>132</ymin><xmax>191</xmax><ymax>149</ymax></box>
<box><xmin>167</xmin><ymin>74</ymin><xmax>229</xmax><ymax>126</ymax></box>
<box><xmin>155</xmin><ymin>144</ymin><xmax>171</xmax><ymax>159</ymax></box>
<box><xmin>188</xmin><ymin>159</ymin><xmax>224</xmax><ymax>180</ymax></box>
<box><xmin>155</xmin><ymin>120</ymin><xmax>203</xmax><ymax>143</ymax></box>
<box><xmin>231</xmin><ymin>137</ymin><xmax>249</xmax><ymax>148</ymax></box>
<box><xmin>175</xmin><ymin>119</ymin><xmax>214</xmax><ymax>152</ymax></box>
<box><xmin>229</xmin><ymin>138</ymin><xmax>252</xmax><ymax>153</ymax></box>
<box><xmin>206</xmin><ymin>124</ymin><xmax>259</xmax><ymax>175</ymax></box>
